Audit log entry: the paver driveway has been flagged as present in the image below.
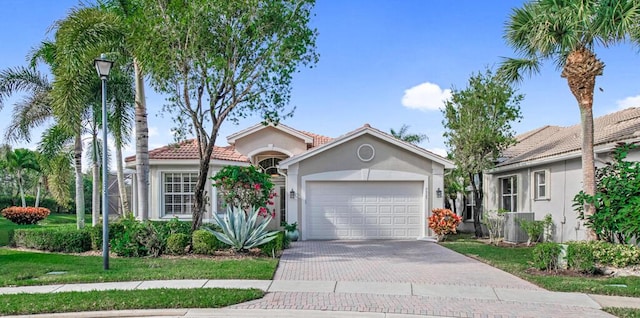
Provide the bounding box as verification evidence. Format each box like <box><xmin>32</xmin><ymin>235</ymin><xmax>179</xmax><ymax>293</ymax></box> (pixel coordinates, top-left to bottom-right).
<box><xmin>234</xmin><ymin>240</ymin><xmax>613</xmax><ymax>318</ymax></box>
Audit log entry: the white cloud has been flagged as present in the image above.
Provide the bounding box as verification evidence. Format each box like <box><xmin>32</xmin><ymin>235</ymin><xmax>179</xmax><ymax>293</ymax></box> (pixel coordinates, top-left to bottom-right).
<box><xmin>401</xmin><ymin>82</ymin><xmax>451</xmax><ymax>111</ymax></box>
<box><xmin>428</xmin><ymin>147</ymin><xmax>448</xmax><ymax>157</ymax></box>
<box><xmin>617</xmin><ymin>95</ymin><xmax>640</xmax><ymax>109</ymax></box>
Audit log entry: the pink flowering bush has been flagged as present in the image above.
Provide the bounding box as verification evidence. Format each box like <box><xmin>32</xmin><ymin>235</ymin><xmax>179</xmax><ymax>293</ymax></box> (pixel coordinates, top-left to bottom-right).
<box><xmin>211</xmin><ymin>166</ymin><xmax>276</xmax><ymax>216</ymax></box>
<box><xmin>428</xmin><ymin>208</ymin><xmax>462</xmax><ymax>241</ymax></box>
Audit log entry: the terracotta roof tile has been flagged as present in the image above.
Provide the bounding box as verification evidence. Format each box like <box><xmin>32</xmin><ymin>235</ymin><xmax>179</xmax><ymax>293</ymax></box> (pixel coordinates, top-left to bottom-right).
<box><xmin>296</xmin><ymin>130</ymin><xmax>333</xmax><ymax>149</ymax></box>
<box><xmin>124</xmin><ymin>139</ymin><xmax>248</xmax><ymax>162</ymax></box>
<box><xmin>498</xmin><ymin>107</ymin><xmax>640</xmax><ymax>167</ymax></box>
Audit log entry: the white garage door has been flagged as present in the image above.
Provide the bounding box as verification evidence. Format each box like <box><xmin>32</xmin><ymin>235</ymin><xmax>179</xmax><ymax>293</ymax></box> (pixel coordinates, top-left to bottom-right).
<box><xmin>306</xmin><ymin>181</ymin><xmax>423</xmax><ymax>240</ymax></box>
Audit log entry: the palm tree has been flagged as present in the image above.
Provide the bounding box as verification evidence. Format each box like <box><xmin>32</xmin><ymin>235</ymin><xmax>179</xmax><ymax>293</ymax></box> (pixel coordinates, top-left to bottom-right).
<box><xmin>390</xmin><ymin>125</ymin><xmax>428</xmax><ymax>145</ymax></box>
<box><xmin>52</xmin><ymin>2</ymin><xmax>150</xmax><ymax>220</ymax></box>
<box><xmin>4</xmin><ymin>149</ymin><xmax>39</xmax><ymax>207</ymax></box>
<box><xmin>498</xmin><ymin>0</ymin><xmax>640</xmax><ymax>238</ymax></box>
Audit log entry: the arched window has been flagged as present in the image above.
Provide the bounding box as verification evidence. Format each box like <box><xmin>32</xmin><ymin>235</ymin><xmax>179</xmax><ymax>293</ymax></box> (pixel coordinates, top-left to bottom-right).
<box><xmin>258</xmin><ymin>157</ymin><xmax>282</xmax><ymax>176</ymax></box>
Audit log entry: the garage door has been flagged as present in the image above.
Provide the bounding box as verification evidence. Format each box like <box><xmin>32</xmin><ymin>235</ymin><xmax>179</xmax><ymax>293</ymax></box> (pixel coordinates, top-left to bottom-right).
<box><xmin>306</xmin><ymin>181</ymin><xmax>423</xmax><ymax>239</ymax></box>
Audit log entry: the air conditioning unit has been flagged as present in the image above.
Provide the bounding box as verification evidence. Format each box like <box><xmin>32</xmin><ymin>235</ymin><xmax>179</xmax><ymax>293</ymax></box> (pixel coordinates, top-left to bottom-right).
<box><xmin>503</xmin><ymin>212</ymin><xmax>535</xmax><ymax>243</ymax></box>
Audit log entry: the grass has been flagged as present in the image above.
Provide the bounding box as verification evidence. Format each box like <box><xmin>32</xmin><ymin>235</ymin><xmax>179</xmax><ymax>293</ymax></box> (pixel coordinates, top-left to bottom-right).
<box><xmin>0</xmin><ymin>213</ymin><xmax>89</xmax><ymax>246</ymax></box>
<box><xmin>0</xmin><ymin>288</ymin><xmax>263</xmax><ymax>315</ymax></box>
<box><xmin>441</xmin><ymin>234</ymin><xmax>640</xmax><ymax>297</ymax></box>
<box><xmin>603</xmin><ymin>307</ymin><xmax>640</xmax><ymax>318</ymax></box>
<box><xmin>0</xmin><ymin>248</ymin><xmax>278</xmax><ymax>287</ymax></box>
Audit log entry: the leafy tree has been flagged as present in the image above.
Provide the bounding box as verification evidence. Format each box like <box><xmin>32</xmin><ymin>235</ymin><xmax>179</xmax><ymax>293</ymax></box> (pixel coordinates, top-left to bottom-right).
<box><xmin>135</xmin><ymin>0</ymin><xmax>319</xmax><ymax>231</ymax></box>
<box><xmin>573</xmin><ymin>143</ymin><xmax>640</xmax><ymax>243</ymax></box>
<box><xmin>499</xmin><ymin>0</ymin><xmax>640</xmax><ymax>238</ymax></box>
<box><xmin>390</xmin><ymin>125</ymin><xmax>427</xmax><ymax>144</ymax></box>
<box><xmin>443</xmin><ymin>166</ymin><xmax>467</xmax><ymax>215</ymax></box>
<box><xmin>4</xmin><ymin>149</ymin><xmax>40</xmax><ymax>207</ymax></box>
<box><xmin>442</xmin><ymin>69</ymin><xmax>523</xmax><ymax>237</ymax></box>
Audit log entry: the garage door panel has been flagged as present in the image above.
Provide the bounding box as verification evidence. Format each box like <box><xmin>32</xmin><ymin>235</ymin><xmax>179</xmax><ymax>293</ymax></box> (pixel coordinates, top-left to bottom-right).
<box><xmin>307</xmin><ymin>181</ymin><xmax>423</xmax><ymax>240</ymax></box>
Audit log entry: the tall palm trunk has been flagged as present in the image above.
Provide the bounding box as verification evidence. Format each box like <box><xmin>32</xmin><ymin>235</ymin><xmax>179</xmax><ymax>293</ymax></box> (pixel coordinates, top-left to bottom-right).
<box><xmin>115</xmin><ymin>143</ymin><xmax>129</xmax><ymax>214</ymax></box>
<box><xmin>134</xmin><ymin>59</ymin><xmax>149</xmax><ymax>220</ymax></box>
<box><xmin>34</xmin><ymin>175</ymin><xmax>42</xmax><ymax>207</ymax></box>
<box><xmin>74</xmin><ymin>133</ymin><xmax>85</xmax><ymax>229</ymax></box>
<box><xmin>17</xmin><ymin>170</ymin><xmax>26</xmax><ymax>207</ymax></box>
<box><xmin>92</xmin><ymin>132</ymin><xmax>101</xmax><ymax>226</ymax></box>
<box><xmin>561</xmin><ymin>47</ymin><xmax>603</xmax><ymax>241</ymax></box>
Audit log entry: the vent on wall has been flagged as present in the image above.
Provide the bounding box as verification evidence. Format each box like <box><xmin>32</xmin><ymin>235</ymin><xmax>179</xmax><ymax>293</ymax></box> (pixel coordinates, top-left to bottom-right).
<box><xmin>504</xmin><ymin>212</ymin><xmax>535</xmax><ymax>243</ymax></box>
<box><xmin>357</xmin><ymin>144</ymin><xmax>375</xmax><ymax>162</ymax></box>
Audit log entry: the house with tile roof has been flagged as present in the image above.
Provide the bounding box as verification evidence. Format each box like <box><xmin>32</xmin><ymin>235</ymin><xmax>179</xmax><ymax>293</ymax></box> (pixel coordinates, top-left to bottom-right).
<box><xmin>125</xmin><ymin>123</ymin><xmax>453</xmax><ymax>240</ymax></box>
<box><xmin>481</xmin><ymin>107</ymin><xmax>640</xmax><ymax>242</ymax></box>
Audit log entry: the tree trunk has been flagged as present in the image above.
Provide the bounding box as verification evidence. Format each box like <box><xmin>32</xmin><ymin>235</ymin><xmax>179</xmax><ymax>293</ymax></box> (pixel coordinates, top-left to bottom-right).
<box><xmin>92</xmin><ymin>134</ymin><xmax>100</xmax><ymax>226</ymax></box>
<box><xmin>579</xmin><ymin>105</ymin><xmax>597</xmax><ymax>240</ymax></box>
<box><xmin>191</xmin><ymin>140</ymin><xmax>216</xmax><ymax>232</ymax></box>
<box><xmin>17</xmin><ymin>171</ymin><xmax>25</xmax><ymax>207</ymax></box>
<box><xmin>115</xmin><ymin>143</ymin><xmax>129</xmax><ymax>215</ymax></box>
<box><xmin>34</xmin><ymin>176</ymin><xmax>42</xmax><ymax>208</ymax></box>
<box><xmin>134</xmin><ymin>59</ymin><xmax>149</xmax><ymax>220</ymax></box>
<box><xmin>470</xmin><ymin>172</ymin><xmax>483</xmax><ymax>238</ymax></box>
<box><xmin>74</xmin><ymin>134</ymin><xmax>85</xmax><ymax>229</ymax></box>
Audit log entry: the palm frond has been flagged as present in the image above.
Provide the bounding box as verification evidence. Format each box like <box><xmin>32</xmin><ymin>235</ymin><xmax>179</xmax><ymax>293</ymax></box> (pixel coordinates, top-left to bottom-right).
<box><xmin>0</xmin><ymin>66</ymin><xmax>51</xmax><ymax>110</ymax></box>
<box><xmin>497</xmin><ymin>57</ymin><xmax>542</xmax><ymax>84</ymax></box>
<box><xmin>4</xmin><ymin>91</ymin><xmax>53</xmax><ymax>143</ymax></box>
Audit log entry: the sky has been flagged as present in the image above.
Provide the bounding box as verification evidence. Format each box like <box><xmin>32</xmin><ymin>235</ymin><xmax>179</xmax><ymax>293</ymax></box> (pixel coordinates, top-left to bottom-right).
<box><xmin>1</xmin><ymin>0</ymin><xmax>639</xmax><ymax>161</ymax></box>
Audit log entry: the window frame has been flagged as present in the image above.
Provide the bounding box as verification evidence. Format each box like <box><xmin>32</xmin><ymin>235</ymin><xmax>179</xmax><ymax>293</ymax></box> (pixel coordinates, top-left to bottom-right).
<box><xmin>533</xmin><ymin>170</ymin><xmax>550</xmax><ymax>200</ymax></box>
<box><xmin>161</xmin><ymin>171</ymin><xmax>199</xmax><ymax>218</ymax></box>
<box><xmin>498</xmin><ymin>175</ymin><xmax>518</xmax><ymax>212</ymax></box>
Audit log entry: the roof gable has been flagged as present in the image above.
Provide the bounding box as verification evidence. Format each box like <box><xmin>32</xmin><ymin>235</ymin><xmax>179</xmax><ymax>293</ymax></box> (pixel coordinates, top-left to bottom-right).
<box><xmin>279</xmin><ymin>124</ymin><xmax>454</xmax><ymax>169</ymax></box>
<box><xmin>227</xmin><ymin>123</ymin><xmax>314</xmax><ymax>145</ymax></box>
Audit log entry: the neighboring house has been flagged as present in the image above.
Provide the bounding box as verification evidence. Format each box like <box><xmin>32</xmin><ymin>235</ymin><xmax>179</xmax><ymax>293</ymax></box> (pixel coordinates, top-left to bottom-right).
<box><xmin>124</xmin><ymin>123</ymin><xmax>453</xmax><ymax>240</ymax></box>
<box><xmin>482</xmin><ymin>107</ymin><xmax>640</xmax><ymax>242</ymax></box>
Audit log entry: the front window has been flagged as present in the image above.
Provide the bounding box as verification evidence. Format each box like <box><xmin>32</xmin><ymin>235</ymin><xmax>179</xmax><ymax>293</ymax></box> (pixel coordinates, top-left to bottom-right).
<box><xmin>163</xmin><ymin>172</ymin><xmax>197</xmax><ymax>216</ymax></box>
<box><xmin>534</xmin><ymin>170</ymin><xmax>548</xmax><ymax>200</ymax></box>
<box><xmin>258</xmin><ymin>157</ymin><xmax>282</xmax><ymax>176</ymax></box>
<box><xmin>499</xmin><ymin>176</ymin><xmax>517</xmax><ymax>212</ymax></box>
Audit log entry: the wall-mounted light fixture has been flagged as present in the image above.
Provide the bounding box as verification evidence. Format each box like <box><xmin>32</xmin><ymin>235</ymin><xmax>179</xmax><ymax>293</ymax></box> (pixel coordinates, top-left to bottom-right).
<box><xmin>289</xmin><ymin>189</ymin><xmax>296</xmax><ymax>199</ymax></box>
<box><xmin>436</xmin><ymin>188</ymin><xmax>443</xmax><ymax>198</ymax></box>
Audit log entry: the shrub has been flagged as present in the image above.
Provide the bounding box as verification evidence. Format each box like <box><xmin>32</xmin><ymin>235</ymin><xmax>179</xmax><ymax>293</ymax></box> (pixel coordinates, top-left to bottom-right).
<box><xmin>1</xmin><ymin>206</ymin><xmax>50</xmax><ymax>224</ymax></box>
<box><xmin>192</xmin><ymin>229</ymin><xmax>227</xmax><ymax>254</ymax></box>
<box><xmin>532</xmin><ymin>242</ymin><xmax>561</xmax><ymax>271</ymax></box>
<box><xmin>90</xmin><ymin>222</ymin><xmax>126</xmax><ymax>251</ymax></box>
<box><xmin>566</xmin><ymin>242</ymin><xmax>596</xmax><ymax>273</ymax></box>
<box><xmin>587</xmin><ymin>241</ymin><xmax>640</xmax><ymax>268</ymax></box>
<box><xmin>259</xmin><ymin>231</ymin><xmax>285</xmax><ymax>257</ymax></box>
<box><xmin>152</xmin><ymin>217</ymin><xmax>192</xmax><ymax>238</ymax></box>
<box><xmin>110</xmin><ymin>215</ymin><xmax>166</xmax><ymax>257</ymax></box>
<box><xmin>12</xmin><ymin>227</ymin><xmax>91</xmax><ymax>253</ymax></box>
<box><xmin>482</xmin><ymin>210</ymin><xmax>505</xmax><ymax>244</ymax></box>
<box><xmin>519</xmin><ymin>219</ymin><xmax>544</xmax><ymax>246</ymax></box>
<box><xmin>209</xmin><ymin>206</ymin><xmax>278</xmax><ymax>251</ymax></box>
<box><xmin>137</xmin><ymin>221</ymin><xmax>166</xmax><ymax>257</ymax></box>
<box><xmin>0</xmin><ymin>196</ymin><xmax>72</xmax><ymax>214</ymax></box>
<box><xmin>428</xmin><ymin>208</ymin><xmax>462</xmax><ymax>240</ymax></box>
<box><xmin>166</xmin><ymin>233</ymin><xmax>191</xmax><ymax>255</ymax></box>
<box><xmin>211</xmin><ymin>166</ymin><xmax>275</xmax><ymax>211</ymax></box>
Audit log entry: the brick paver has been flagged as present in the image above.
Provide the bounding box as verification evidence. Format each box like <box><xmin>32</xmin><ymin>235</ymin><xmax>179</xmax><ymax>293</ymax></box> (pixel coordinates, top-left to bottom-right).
<box><xmin>275</xmin><ymin>240</ymin><xmax>540</xmax><ymax>289</ymax></box>
<box><xmin>244</xmin><ymin>240</ymin><xmax>615</xmax><ymax>317</ymax></box>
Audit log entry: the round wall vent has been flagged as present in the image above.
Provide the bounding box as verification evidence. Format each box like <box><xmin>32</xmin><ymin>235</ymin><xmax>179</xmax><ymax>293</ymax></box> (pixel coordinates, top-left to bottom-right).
<box><xmin>357</xmin><ymin>144</ymin><xmax>375</xmax><ymax>162</ymax></box>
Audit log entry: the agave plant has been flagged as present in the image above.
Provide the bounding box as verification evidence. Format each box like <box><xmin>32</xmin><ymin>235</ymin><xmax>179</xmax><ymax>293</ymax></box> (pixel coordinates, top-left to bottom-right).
<box><xmin>208</xmin><ymin>206</ymin><xmax>278</xmax><ymax>251</ymax></box>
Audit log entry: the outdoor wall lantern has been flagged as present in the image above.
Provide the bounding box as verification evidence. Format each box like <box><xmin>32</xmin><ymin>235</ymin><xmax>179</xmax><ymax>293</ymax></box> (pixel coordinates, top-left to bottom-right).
<box><xmin>436</xmin><ymin>188</ymin><xmax>443</xmax><ymax>198</ymax></box>
<box><xmin>94</xmin><ymin>54</ymin><xmax>113</xmax><ymax>271</ymax></box>
<box><xmin>289</xmin><ymin>189</ymin><xmax>296</xmax><ymax>199</ymax></box>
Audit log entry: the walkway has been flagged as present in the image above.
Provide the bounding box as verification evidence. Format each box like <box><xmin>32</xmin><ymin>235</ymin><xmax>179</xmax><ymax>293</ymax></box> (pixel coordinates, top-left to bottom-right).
<box><xmin>2</xmin><ymin>241</ymin><xmax>640</xmax><ymax>317</ymax></box>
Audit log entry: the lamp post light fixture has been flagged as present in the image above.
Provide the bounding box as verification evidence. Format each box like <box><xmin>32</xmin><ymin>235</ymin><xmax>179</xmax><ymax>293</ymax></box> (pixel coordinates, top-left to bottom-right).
<box><xmin>94</xmin><ymin>54</ymin><xmax>113</xmax><ymax>270</ymax></box>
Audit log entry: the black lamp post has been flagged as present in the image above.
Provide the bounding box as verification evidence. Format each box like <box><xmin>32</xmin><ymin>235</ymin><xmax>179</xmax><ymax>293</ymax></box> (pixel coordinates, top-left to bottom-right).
<box><xmin>94</xmin><ymin>54</ymin><xmax>113</xmax><ymax>270</ymax></box>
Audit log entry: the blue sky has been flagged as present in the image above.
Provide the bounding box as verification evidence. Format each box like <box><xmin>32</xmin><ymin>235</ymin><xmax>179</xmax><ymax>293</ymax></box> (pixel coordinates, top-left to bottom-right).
<box><xmin>1</xmin><ymin>0</ymin><xmax>639</xmax><ymax>159</ymax></box>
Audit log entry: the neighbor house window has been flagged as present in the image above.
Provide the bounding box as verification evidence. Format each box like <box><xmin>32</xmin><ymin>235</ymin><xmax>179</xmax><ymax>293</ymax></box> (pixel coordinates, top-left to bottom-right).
<box><xmin>163</xmin><ymin>172</ymin><xmax>197</xmax><ymax>216</ymax></box>
<box><xmin>464</xmin><ymin>191</ymin><xmax>476</xmax><ymax>221</ymax></box>
<box><xmin>533</xmin><ymin>170</ymin><xmax>548</xmax><ymax>200</ymax></box>
<box><xmin>499</xmin><ymin>176</ymin><xmax>517</xmax><ymax>212</ymax></box>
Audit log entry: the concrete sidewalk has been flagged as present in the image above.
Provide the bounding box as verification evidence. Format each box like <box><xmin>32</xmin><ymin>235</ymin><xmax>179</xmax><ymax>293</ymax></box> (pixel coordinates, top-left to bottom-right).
<box><xmin>1</xmin><ymin>279</ymin><xmax>639</xmax><ymax>309</ymax></box>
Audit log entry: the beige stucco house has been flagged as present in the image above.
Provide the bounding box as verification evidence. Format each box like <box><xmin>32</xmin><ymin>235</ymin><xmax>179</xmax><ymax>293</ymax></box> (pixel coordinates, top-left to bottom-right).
<box><xmin>125</xmin><ymin>123</ymin><xmax>453</xmax><ymax>240</ymax></box>
<box><xmin>481</xmin><ymin>107</ymin><xmax>640</xmax><ymax>242</ymax></box>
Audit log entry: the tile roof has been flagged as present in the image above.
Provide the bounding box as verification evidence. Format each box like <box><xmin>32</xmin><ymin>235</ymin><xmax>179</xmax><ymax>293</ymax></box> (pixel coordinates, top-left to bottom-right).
<box><xmin>497</xmin><ymin>107</ymin><xmax>640</xmax><ymax>167</ymax></box>
<box><xmin>124</xmin><ymin>139</ymin><xmax>248</xmax><ymax>162</ymax></box>
<box><xmin>295</xmin><ymin>130</ymin><xmax>333</xmax><ymax>149</ymax></box>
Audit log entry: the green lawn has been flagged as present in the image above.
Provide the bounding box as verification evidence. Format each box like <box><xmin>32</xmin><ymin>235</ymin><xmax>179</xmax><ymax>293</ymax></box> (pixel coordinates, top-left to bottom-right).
<box><xmin>0</xmin><ymin>288</ymin><xmax>263</xmax><ymax>315</ymax></box>
<box><xmin>0</xmin><ymin>213</ymin><xmax>89</xmax><ymax>246</ymax></box>
<box><xmin>441</xmin><ymin>235</ymin><xmax>640</xmax><ymax>297</ymax></box>
<box><xmin>0</xmin><ymin>248</ymin><xmax>278</xmax><ymax>287</ymax></box>
<box><xmin>603</xmin><ymin>307</ymin><xmax>640</xmax><ymax>318</ymax></box>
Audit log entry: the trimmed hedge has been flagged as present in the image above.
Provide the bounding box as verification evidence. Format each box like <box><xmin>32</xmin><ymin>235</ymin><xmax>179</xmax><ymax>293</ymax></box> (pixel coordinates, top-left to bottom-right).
<box><xmin>1</xmin><ymin>207</ymin><xmax>50</xmax><ymax>224</ymax></box>
<box><xmin>12</xmin><ymin>227</ymin><xmax>91</xmax><ymax>253</ymax></box>
<box><xmin>585</xmin><ymin>241</ymin><xmax>640</xmax><ymax>268</ymax></box>
<box><xmin>166</xmin><ymin>233</ymin><xmax>191</xmax><ymax>255</ymax></box>
<box><xmin>566</xmin><ymin>242</ymin><xmax>596</xmax><ymax>273</ymax></box>
<box><xmin>259</xmin><ymin>231</ymin><xmax>285</xmax><ymax>257</ymax></box>
<box><xmin>532</xmin><ymin>242</ymin><xmax>561</xmax><ymax>271</ymax></box>
<box><xmin>192</xmin><ymin>230</ymin><xmax>227</xmax><ymax>254</ymax></box>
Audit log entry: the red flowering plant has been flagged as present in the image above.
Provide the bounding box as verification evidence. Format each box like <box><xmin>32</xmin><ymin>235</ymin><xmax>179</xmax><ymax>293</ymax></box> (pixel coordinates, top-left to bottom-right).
<box><xmin>1</xmin><ymin>206</ymin><xmax>50</xmax><ymax>225</ymax></box>
<box><xmin>428</xmin><ymin>208</ymin><xmax>462</xmax><ymax>241</ymax></box>
<box><xmin>211</xmin><ymin>165</ymin><xmax>276</xmax><ymax>217</ymax></box>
